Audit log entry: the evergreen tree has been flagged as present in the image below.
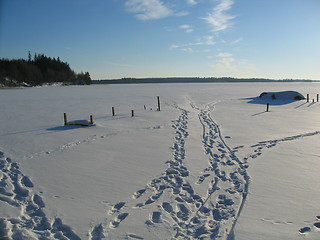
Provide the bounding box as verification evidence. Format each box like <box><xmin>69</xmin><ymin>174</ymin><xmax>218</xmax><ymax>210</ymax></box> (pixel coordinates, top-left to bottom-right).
<box><xmin>28</xmin><ymin>51</ymin><xmax>32</xmax><ymax>62</ymax></box>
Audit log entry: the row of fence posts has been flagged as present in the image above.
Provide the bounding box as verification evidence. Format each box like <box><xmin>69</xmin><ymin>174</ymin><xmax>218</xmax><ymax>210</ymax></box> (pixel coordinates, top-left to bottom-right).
<box><xmin>306</xmin><ymin>94</ymin><xmax>319</xmax><ymax>103</ymax></box>
<box><xmin>266</xmin><ymin>93</ymin><xmax>319</xmax><ymax>112</ymax></box>
<box><xmin>111</xmin><ymin>96</ymin><xmax>160</xmax><ymax>117</ymax></box>
<box><xmin>64</xmin><ymin>96</ymin><xmax>161</xmax><ymax>125</ymax></box>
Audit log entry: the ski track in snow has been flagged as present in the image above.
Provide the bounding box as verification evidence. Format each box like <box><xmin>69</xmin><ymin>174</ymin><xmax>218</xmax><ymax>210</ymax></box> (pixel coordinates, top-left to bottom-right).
<box><xmin>1</xmin><ymin>99</ymin><xmax>320</xmax><ymax>239</ymax></box>
<box><xmin>0</xmin><ymin>151</ymin><xmax>81</xmax><ymax>240</ymax></box>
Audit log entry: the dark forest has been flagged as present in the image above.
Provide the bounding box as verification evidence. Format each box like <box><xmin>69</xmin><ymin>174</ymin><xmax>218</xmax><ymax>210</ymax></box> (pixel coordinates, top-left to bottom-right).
<box><xmin>0</xmin><ymin>53</ymin><xmax>91</xmax><ymax>87</ymax></box>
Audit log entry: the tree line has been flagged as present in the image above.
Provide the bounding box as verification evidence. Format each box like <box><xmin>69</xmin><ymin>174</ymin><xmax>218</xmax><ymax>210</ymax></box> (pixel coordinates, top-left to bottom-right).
<box><xmin>0</xmin><ymin>52</ymin><xmax>91</xmax><ymax>87</ymax></box>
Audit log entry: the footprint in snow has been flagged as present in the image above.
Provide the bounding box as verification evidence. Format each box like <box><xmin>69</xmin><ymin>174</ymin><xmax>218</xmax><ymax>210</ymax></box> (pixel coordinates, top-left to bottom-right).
<box><xmin>151</xmin><ymin>211</ymin><xmax>161</xmax><ymax>223</ymax></box>
<box><xmin>298</xmin><ymin>216</ymin><xmax>320</xmax><ymax>234</ymax></box>
<box><xmin>196</xmin><ymin>173</ymin><xmax>210</xmax><ymax>184</ymax></box>
<box><xmin>162</xmin><ymin>202</ymin><xmax>173</xmax><ymax>213</ymax></box>
<box><xmin>110</xmin><ymin>213</ymin><xmax>129</xmax><ymax>228</ymax></box>
<box><xmin>299</xmin><ymin>227</ymin><xmax>311</xmax><ymax>234</ymax></box>
<box><xmin>314</xmin><ymin>222</ymin><xmax>320</xmax><ymax>229</ymax></box>
<box><xmin>90</xmin><ymin>224</ymin><xmax>104</xmax><ymax>240</ymax></box>
<box><xmin>176</xmin><ymin>204</ymin><xmax>189</xmax><ymax>221</ymax></box>
<box><xmin>127</xmin><ymin>233</ymin><xmax>144</xmax><ymax>239</ymax></box>
<box><xmin>145</xmin><ymin>211</ymin><xmax>162</xmax><ymax>225</ymax></box>
<box><xmin>133</xmin><ymin>189</ymin><xmax>146</xmax><ymax>199</ymax></box>
<box><xmin>108</xmin><ymin>201</ymin><xmax>125</xmax><ymax>215</ymax></box>
<box><xmin>21</xmin><ymin>176</ymin><xmax>34</xmax><ymax>188</ymax></box>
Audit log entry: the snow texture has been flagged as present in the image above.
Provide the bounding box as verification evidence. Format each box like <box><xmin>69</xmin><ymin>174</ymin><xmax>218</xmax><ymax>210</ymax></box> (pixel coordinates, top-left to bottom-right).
<box><xmin>0</xmin><ymin>83</ymin><xmax>320</xmax><ymax>239</ymax></box>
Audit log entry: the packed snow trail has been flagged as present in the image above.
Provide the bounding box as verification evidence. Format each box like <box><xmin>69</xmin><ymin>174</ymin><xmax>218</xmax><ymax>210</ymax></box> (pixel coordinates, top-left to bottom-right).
<box><xmin>192</xmin><ymin>102</ymin><xmax>250</xmax><ymax>239</ymax></box>
<box><xmin>103</xmin><ymin>101</ymin><xmax>250</xmax><ymax>239</ymax></box>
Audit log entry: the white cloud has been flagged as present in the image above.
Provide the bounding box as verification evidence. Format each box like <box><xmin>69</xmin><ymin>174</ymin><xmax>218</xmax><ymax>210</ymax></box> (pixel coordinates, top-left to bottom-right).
<box><xmin>213</xmin><ymin>52</ymin><xmax>235</xmax><ymax>69</ymax></box>
<box><xmin>179</xmin><ymin>24</ymin><xmax>191</xmax><ymax>29</ymax></box>
<box><xmin>182</xmin><ymin>47</ymin><xmax>194</xmax><ymax>52</ymax></box>
<box><xmin>179</xmin><ymin>24</ymin><xmax>194</xmax><ymax>33</ymax></box>
<box><xmin>203</xmin><ymin>0</ymin><xmax>236</xmax><ymax>32</ymax></box>
<box><xmin>231</xmin><ymin>37</ymin><xmax>243</xmax><ymax>44</ymax></box>
<box><xmin>203</xmin><ymin>36</ymin><xmax>215</xmax><ymax>45</ymax></box>
<box><xmin>212</xmin><ymin>52</ymin><xmax>256</xmax><ymax>76</ymax></box>
<box><xmin>186</xmin><ymin>0</ymin><xmax>198</xmax><ymax>6</ymax></box>
<box><xmin>170</xmin><ymin>36</ymin><xmax>216</xmax><ymax>52</ymax></box>
<box><xmin>170</xmin><ymin>44</ymin><xmax>180</xmax><ymax>50</ymax></box>
<box><xmin>192</xmin><ymin>36</ymin><xmax>215</xmax><ymax>46</ymax></box>
<box><xmin>216</xmin><ymin>52</ymin><xmax>232</xmax><ymax>57</ymax></box>
<box><xmin>125</xmin><ymin>0</ymin><xmax>173</xmax><ymax>20</ymax></box>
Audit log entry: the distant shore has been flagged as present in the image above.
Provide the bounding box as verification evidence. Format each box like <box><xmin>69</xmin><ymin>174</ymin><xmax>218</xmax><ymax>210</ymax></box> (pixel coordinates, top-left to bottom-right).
<box><xmin>93</xmin><ymin>77</ymin><xmax>318</xmax><ymax>85</ymax></box>
<box><xmin>2</xmin><ymin>77</ymin><xmax>318</xmax><ymax>89</ymax></box>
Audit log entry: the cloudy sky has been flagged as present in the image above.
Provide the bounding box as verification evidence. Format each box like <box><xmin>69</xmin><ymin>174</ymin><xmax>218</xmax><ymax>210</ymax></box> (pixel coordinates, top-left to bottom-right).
<box><xmin>1</xmin><ymin>0</ymin><xmax>320</xmax><ymax>80</ymax></box>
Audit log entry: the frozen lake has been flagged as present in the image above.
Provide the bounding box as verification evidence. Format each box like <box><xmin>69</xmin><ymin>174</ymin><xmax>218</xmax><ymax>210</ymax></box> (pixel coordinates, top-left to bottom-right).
<box><xmin>0</xmin><ymin>82</ymin><xmax>320</xmax><ymax>239</ymax></box>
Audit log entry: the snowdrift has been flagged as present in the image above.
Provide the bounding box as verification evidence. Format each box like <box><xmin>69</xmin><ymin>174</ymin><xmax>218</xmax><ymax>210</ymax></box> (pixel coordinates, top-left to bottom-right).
<box><xmin>259</xmin><ymin>91</ymin><xmax>305</xmax><ymax>100</ymax></box>
<box><xmin>247</xmin><ymin>90</ymin><xmax>306</xmax><ymax>105</ymax></box>
<box><xmin>66</xmin><ymin>120</ymin><xmax>95</xmax><ymax>127</ymax></box>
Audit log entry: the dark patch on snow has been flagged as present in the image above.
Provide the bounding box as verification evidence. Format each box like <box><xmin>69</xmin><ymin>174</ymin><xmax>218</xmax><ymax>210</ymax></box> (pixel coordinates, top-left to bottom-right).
<box><xmin>299</xmin><ymin>226</ymin><xmax>311</xmax><ymax>234</ymax></box>
<box><xmin>313</xmin><ymin>222</ymin><xmax>320</xmax><ymax>229</ymax></box>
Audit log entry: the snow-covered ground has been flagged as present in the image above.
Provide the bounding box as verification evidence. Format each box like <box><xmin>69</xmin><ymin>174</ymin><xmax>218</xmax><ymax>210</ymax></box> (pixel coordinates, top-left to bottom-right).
<box><xmin>0</xmin><ymin>82</ymin><xmax>319</xmax><ymax>240</ymax></box>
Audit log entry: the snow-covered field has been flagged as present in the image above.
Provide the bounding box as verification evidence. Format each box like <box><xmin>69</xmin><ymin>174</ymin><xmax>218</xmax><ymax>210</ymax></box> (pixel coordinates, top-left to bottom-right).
<box><xmin>0</xmin><ymin>82</ymin><xmax>320</xmax><ymax>240</ymax></box>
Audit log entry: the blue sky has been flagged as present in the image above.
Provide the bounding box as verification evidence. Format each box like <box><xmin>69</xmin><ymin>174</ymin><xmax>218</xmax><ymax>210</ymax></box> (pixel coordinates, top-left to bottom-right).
<box><xmin>1</xmin><ymin>0</ymin><xmax>320</xmax><ymax>80</ymax></box>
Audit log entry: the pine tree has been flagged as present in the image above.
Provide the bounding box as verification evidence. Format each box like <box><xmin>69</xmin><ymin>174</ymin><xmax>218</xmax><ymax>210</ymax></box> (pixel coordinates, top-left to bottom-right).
<box><xmin>28</xmin><ymin>51</ymin><xmax>32</xmax><ymax>62</ymax></box>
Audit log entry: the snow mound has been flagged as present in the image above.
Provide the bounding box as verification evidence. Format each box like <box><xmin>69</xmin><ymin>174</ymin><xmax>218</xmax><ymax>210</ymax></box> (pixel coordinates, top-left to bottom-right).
<box><xmin>66</xmin><ymin>120</ymin><xmax>95</xmax><ymax>126</ymax></box>
<box><xmin>259</xmin><ymin>91</ymin><xmax>305</xmax><ymax>100</ymax></box>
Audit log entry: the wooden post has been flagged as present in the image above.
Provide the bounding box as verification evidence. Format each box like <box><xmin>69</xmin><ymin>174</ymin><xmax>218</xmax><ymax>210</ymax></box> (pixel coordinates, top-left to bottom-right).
<box><xmin>131</xmin><ymin>110</ymin><xmax>134</xmax><ymax>117</ymax></box>
<box><xmin>64</xmin><ymin>113</ymin><xmax>67</xmax><ymax>125</ymax></box>
<box><xmin>157</xmin><ymin>96</ymin><xmax>160</xmax><ymax>111</ymax></box>
<box><xmin>266</xmin><ymin>103</ymin><xmax>270</xmax><ymax>112</ymax></box>
<box><xmin>112</xmin><ymin>107</ymin><xmax>115</xmax><ymax>116</ymax></box>
<box><xmin>313</xmin><ymin>99</ymin><xmax>315</xmax><ymax>103</ymax></box>
<box><xmin>307</xmin><ymin>94</ymin><xmax>309</xmax><ymax>102</ymax></box>
<box><xmin>317</xmin><ymin>94</ymin><xmax>319</xmax><ymax>102</ymax></box>
<box><xmin>90</xmin><ymin>115</ymin><xmax>93</xmax><ymax>124</ymax></box>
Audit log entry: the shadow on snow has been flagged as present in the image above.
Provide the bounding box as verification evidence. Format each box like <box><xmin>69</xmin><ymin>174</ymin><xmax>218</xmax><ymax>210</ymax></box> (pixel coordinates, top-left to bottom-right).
<box><xmin>244</xmin><ymin>97</ymin><xmax>300</xmax><ymax>106</ymax></box>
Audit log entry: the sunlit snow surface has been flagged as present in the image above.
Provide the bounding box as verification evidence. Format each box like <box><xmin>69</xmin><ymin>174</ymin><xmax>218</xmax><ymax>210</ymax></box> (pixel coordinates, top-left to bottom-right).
<box><xmin>0</xmin><ymin>83</ymin><xmax>320</xmax><ymax>239</ymax></box>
